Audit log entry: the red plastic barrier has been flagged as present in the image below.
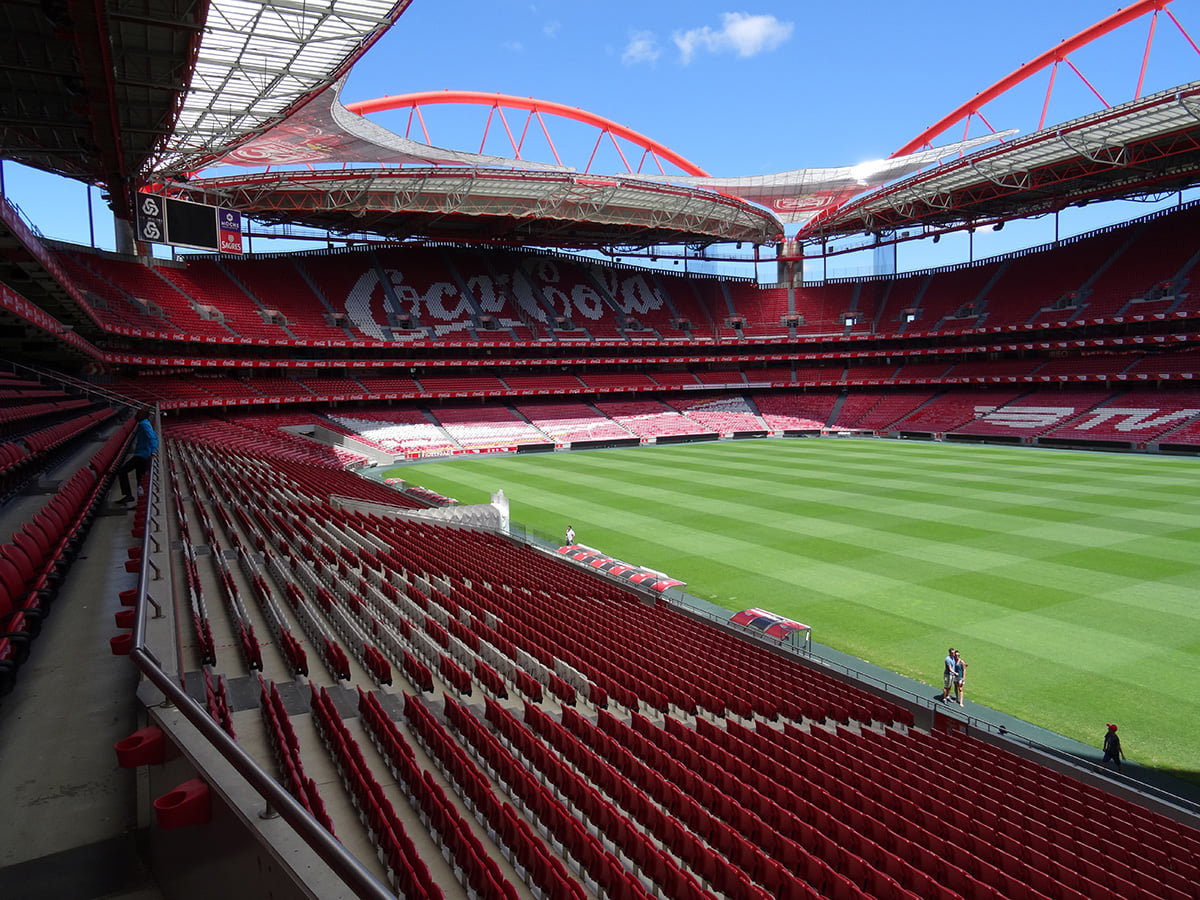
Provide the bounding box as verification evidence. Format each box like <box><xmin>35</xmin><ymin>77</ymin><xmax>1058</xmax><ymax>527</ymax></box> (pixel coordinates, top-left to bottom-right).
<box><xmin>109</xmin><ymin>632</ymin><xmax>133</xmax><ymax>655</ymax></box>
<box><xmin>114</xmin><ymin>724</ymin><xmax>166</xmax><ymax>767</ymax></box>
<box><xmin>153</xmin><ymin>778</ymin><xmax>211</xmax><ymax>829</ymax></box>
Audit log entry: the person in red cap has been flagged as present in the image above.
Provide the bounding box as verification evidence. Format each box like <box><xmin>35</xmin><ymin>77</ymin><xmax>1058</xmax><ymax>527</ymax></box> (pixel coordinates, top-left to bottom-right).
<box><xmin>1102</xmin><ymin>724</ymin><xmax>1125</xmax><ymax>772</ymax></box>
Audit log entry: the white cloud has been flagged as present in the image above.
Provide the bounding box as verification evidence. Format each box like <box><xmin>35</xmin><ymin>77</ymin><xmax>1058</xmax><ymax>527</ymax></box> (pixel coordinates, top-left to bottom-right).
<box><xmin>543</xmin><ymin>20</ymin><xmax>561</xmax><ymax>38</ymax></box>
<box><xmin>674</xmin><ymin>13</ymin><xmax>793</xmax><ymax>64</ymax></box>
<box><xmin>622</xmin><ymin>30</ymin><xmax>662</xmax><ymax>65</ymax></box>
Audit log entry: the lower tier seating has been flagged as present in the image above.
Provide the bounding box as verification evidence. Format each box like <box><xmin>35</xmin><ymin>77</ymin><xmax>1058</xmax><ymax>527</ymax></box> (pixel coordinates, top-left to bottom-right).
<box><xmin>139</xmin><ymin>432</ymin><xmax>1200</xmax><ymax>900</ymax></box>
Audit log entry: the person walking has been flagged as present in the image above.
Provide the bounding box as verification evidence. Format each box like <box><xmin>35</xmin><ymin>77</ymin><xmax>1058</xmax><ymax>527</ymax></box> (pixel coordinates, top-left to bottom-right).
<box><xmin>952</xmin><ymin>649</ymin><xmax>968</xmax><ymax>706</ymax></box>
<box><xmin>1101</xmin><ymin>724</ymin><xmax>1126</xmax><ymax>772</ymax></box>
<box><xmin>941</xmin><ymin>648</ymin><xmax>956</xmax><ymax>702</ymax></box>
<box><xmin>564</xmin><ymin>525</ymin><xmax>575</xmax><ymax>545</ymax></box>
<box><xmin>115</xmin><ymin>409</ymin><xmax>158</xmax><ymax>504</ymax></box>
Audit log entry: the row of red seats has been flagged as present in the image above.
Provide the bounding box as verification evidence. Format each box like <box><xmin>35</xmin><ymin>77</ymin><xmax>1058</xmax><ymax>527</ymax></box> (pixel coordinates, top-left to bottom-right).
<box><xmin>201</xmin><ymin>669</ymin><xmax>235</xmax><ymax>738</ymax></box>
<box><xmin>308</xmin><ymin>685</ymin><xmax>444</xmax><ymax>900</ymax></box>
<box><xmin>441</xmin><ymin>694</ymin><xmax>655</xmax><ymax>900</ymax></box>
<box><xmin>484</xmin><ymin>697</ymin><xmax>735</xmax><ymax>900</ymax></box>
<box><xmin>178</xmin><ymin>541</ymin><xmax>216</xmax><ymax>667</ymax></box>
<box><xmin>258</xmin><ymin>678</ymin><xmax>334</xmax><ymax>832</ymax></box>
<box><xmin>0</xmin><ymin>397</ymin><xmax>91</xmax><ymax>427</ymax></box>
<box><xmin>355</xmin><ymin>690</ymin><xmax>519</xmax><ymax>899</ymax></box>
<box><xmin>740</xmin><ymin>719</ymin><xmax>1192</xmax><ymax>900</ymax></box>
<box><xmin>0</xmin><ymin>439</ymin><xmax>33</xmax><ymax>500</ymax></box>
<box><xmin>2</xmin><ymin>406</ymin><xmax>113</xmax><ymax>499</ymax></box>
<box><xmin>169</xmin><ymin>444</ymin><xmax>311</xmax><ymax>680</ymax></box>
<box><xmin>0</xmin><ymin>417</ymin><xmax>131</xmax><ymax>695</ymax></box>
<box><xmin>401</xmin><ymin>693</ymin><xmax>586</xmax><ymax>900</ymax></box>
<box><xmin>354</xmin><ymin>516</ymin><xmax>872</xmax><ymax>724</ymax></box>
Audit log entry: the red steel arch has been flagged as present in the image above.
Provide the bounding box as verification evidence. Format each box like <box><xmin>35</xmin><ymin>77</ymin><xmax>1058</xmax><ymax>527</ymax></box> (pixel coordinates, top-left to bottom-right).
<box><xmin>894</xmin><ymin>0</ymin><xmax>1197</xmax><ymax>156</ymax></box>
<box><xmin>345</xmin><ymin>90</ymin><xmax>709</xmax><ymax>177</ymax></box>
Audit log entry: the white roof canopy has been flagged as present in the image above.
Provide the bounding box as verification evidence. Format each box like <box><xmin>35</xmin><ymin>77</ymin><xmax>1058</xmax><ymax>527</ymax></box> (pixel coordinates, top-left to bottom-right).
<box><xmin>156</xmin><ymin>0</ymin><xmax>407</xmax><ymax>177</ymax></box>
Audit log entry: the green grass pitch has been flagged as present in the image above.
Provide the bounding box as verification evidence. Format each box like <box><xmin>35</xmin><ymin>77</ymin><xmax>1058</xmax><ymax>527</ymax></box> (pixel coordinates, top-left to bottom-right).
<box><xmin>384</xmin><ymin>439</ymin><xmax>1200</xmax><ymax>780</ymax></box>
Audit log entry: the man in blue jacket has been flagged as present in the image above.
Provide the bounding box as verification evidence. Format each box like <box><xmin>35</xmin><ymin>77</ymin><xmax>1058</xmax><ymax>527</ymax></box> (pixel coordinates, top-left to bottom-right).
<box><xmin>115</xmin><ymin>409</ymin><xmax>158</xmax><ymax>504</ymax></box>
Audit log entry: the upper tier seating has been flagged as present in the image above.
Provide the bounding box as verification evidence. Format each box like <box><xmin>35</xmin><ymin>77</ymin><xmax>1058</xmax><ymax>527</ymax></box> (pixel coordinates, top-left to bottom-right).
<box><xmin>327</xmin><ymin>409</ymin><xmax>457</xmax><ymax>456</ymax></box>
<box><xmin>514</xmin><ymin>401</ymin><xmax>631</xmax><ymax>442</ymax></box>
<box><xmin>914</xmin><ymin>265</ymin><xmax>995</xmax><ymax>330</ymax></box>
<box><xmin>429</xmin><ymin>406</ymin><xmax>550</xmax><ymax>449</ymax></box>
<box><xmin>593</xmin><ymin>400</ymin><xmax>712</xmax><ymax>437</ymax></box>
<box><xmin>47</xmin><ymin>201</ymin><xmax>1200</xmax><ymax>350</ymax></box>
<box><xmin>53</xmin><ymin>250</ymin><xmax>184</xmax><ymax>333</ymax></box>
<box><xmin>287</xmin><ymin>249</ymin><xmax>432</xmax><ymax>342</ymax></box>
<box><xmin>982</xmin><ymin>231</ymin><xmax>1126</xmax><ymax>326</ymax></box>
<box><xmin>218</xmin><ymin>255</ymin><xmax>354</xmax><ymax>341</ymax></box>
<box><xmin>167</xmin><ymin>414</ymin><xmax>370</xmax><ymax>467</ymax></box>
<box><xmin>839</xmin><ymin>391</ymin><xmax>939</xmax><ymax>431</ymax></box>
<box><xmin>755</xmin><ymin>392</ymin><xmax>838</xmax><ymax>430</ymax></box>
<box><xmin>886</xmin><ymin>389</ymin><xmax>1027</xmax><ymax>434</ymax></box>
<box><xmin>953</xmin><ymin>390</ymin><xmax>1111</xmax><ymax>438</ymax></box>
<box><xmin>731</xmin><ymin>286</ymin><xmax>791</xmax><ymax>338</ymax></box>
<box><xmin>1080</xmin><ymin>205</ymin><xmax>1200</xmax><ymax>318</ymax></box>
<box><xmin>73</xmin><ymin>254</ymin><xmax>232</xmax><ymax>338</ymax></box>
<box><xmin>868</xmin><ymin>274</ymin><xmax>927</xmax><ymax>334</ymax></box>
<box><xmin>1039</xmin><ymin>389</ymin><xmax>1200</xmax><ymax>444</ymax></box>
<box><xmin>158</xmin><ymin>259</ymin><xmax>293</xmax><ymax>340</ymax></box>
<box><xmin>664</xmin><ymin>395</ymin><xmax>764</xmax><ymax>432</ymax></box>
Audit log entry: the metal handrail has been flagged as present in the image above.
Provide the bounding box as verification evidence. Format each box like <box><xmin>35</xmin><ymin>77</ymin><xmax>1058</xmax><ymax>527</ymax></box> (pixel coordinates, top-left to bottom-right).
<box><xmin>129</xmin><ymin>409</ymin><xmax>396</xmax><ymax>900</ymax></box>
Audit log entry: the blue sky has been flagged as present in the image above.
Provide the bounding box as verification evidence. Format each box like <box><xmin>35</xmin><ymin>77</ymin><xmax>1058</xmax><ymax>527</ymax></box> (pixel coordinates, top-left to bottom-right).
<box><xmin>3</xmin><ymin>0</ymin><xmax>1198</xmax><ymax>274</ymax></box>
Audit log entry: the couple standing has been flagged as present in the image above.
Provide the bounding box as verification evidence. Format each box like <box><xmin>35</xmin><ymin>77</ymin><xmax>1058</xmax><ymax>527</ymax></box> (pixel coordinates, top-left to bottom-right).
<box><xmin>941</xmin><ymin>647</ymin><xmax>967</xmax><ymax>705</ymax></box>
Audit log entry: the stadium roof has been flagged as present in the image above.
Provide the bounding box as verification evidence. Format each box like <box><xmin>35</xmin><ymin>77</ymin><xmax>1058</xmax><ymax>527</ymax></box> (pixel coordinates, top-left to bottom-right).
<box><xmin>156</xmin><ymin>0</ymin><xmax>410</xmax><ymax>178</ymax></box>
<box><xmin>2</xmin><ymin>0</ymin><xmax>1199</xmax><ymax>250</ymax></box>
<box><xmin>167</xmin><ymin>166</ymin><xmax>783</xmax><ymax>248</ymax></box>
<box><xmin>0</xmin><ymin>0</ymin><xmax>205</xmax><ymax>217</ymax></box>
<box><xmin>804</xmin><ymin>81</ymin><xmax>1200</xmax><ymax>241</ymax></box>
<box><xmin>0</xmin><ymin>0</ymin><xmax>407</xmax><ymax>219</ymax></box>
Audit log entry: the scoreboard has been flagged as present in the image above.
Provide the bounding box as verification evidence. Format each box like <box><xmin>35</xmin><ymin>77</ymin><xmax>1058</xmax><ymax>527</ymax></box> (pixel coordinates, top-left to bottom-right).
<box><xmin>135</xmin><ymin>194</ymin><xmax>243</xmax><ymax>254</ymax></box>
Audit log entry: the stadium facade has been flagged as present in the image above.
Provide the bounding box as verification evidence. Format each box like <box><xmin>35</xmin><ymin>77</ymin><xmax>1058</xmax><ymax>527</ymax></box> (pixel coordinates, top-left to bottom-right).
<box><xmin>2</xmin><ymin>2</ymin><xmax>1200</xmax><ymax>898</ymax></box>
